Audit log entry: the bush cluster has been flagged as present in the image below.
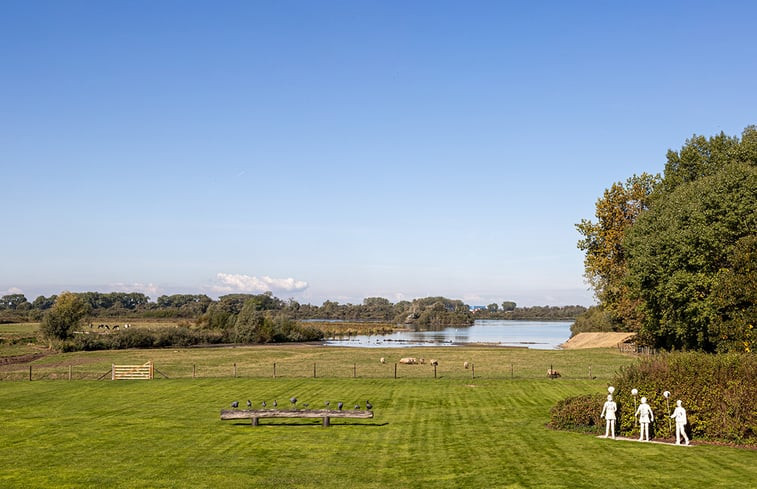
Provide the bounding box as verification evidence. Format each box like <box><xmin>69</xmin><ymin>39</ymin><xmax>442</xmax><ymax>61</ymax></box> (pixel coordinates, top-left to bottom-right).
<box><xmin>548</xmin><ymin>394</ymin><xmax>605</xmax><ymax>433</ymax></box>
<box><xmin>550</xmin><ymin>353</ymin><xmax>757</xmax><ymax>445</ymax></box>
<box><xmin>61</xmin><ymin>327</ymin><xmax>226</xmax><ymax>352</ymax></box>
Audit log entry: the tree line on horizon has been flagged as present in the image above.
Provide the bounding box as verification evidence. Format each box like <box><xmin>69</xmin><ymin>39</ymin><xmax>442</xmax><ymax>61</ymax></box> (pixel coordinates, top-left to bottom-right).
<box><xmin>0</xmin><ymin>291</ymin><xmax>584</xmax><ymax>326</ymax></box>
<box><xmin>574</xmin><ymin>125</ymin><xmax>756</xmax><ymax>352</ymax></box>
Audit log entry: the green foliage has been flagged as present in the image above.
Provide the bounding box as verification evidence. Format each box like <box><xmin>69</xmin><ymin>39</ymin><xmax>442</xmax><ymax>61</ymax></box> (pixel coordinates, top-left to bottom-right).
<box><xmin>579</xmin><ymin>126</ymin><xmax>756</xmax><ymax>351</ymax></box>
<box><xmin>551</xmin><ymin>353</ymin><xmax>757</xmax><ymax>445</ymax></box>
<box><xmin>549</xmin><ymin>393</ymin><xmax>605</xmax><ymax>432</ymax></box>
<box><xmin>570</xmin><ymin>305</ymin><xmax>615</xmax><ymax>335</ymax></box>
<box><xmin>627</xmin><ymin>161</ymin><xmax>757</xmax><ymax>351</ymax></box>
<box><xmin>610</xmin><ymin>353</ymin><xmax>757</xmax><ymax>444</ymax></box>
<box><xmin>399</xmin><ymin>297</ymin><xmax>473</xmax><ymax>327</ymax></box>
<box><xmin>61</xmin><ymin>327</ymin><xmax>227</xmax><ymax>352</ymax></box>
<box><xmin>0</xmin><ymin>294</ymin><xmax>30</xmax><ymax>310</ymax></box>
<box><xmin>40</xmin><ymin>292</ymin><xmax>90</xmax><ymax>340</ymax></box>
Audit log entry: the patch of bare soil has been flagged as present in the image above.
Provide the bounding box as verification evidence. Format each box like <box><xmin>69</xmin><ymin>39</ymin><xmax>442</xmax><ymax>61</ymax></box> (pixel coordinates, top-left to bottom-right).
<box><xmin>560</xmin><ymin>332</ymin><xmax>635</xmax><ymax>349</ymax></box>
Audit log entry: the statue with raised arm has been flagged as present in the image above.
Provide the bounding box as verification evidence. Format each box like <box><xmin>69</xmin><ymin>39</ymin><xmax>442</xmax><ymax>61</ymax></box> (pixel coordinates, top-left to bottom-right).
<box><xmin>600</xmin><ymin>394</ymin><xmax>617</xmax><ymax>439</ymax></box>
<box><xmin>670</xmin><ymin>400</ymin><xmax>690</xmax><ymax>445</ymax></box>
<box><xmin>635</xmin><ymin>397</ymin><xmax>654</xmax><ymax>441</ymax></box>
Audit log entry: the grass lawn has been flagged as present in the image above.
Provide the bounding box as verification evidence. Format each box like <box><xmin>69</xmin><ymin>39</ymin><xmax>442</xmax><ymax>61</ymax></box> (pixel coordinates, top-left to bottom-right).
<box><xmin>1</xmin><ymin>348</ymin><xmax>755</xmax><ymax>488</ymax></box>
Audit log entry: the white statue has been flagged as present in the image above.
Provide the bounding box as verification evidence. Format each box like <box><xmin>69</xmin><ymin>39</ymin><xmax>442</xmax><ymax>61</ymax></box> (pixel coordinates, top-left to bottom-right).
<box><xmin>635</xmin><ymin>397</ymin><xmax>654</xmax><ymax>441</ymax></box>
<box><xmin>600</xmin><ymin>394</ymin><xmax>617</xmax><ymax>439</ymax></box>
<box><xmin>670</xmin><ymin>400</ymin><xmax>690</xmax><ymax>445</ymax></box>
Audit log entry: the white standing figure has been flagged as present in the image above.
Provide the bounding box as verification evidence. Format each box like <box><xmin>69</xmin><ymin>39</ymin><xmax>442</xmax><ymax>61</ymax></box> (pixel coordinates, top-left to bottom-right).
<box><xmin>635</xmin><ymin>397</ymin><xmax>654</xmax><ymax>441</ymax></box>
<box><xmin>600</xmin><ymin>394</ymin><xmax>618</xmax><ymax>439</ymax></box>
<box><xmin>670</xmin><ymin>400</ymin><xmax>690</xmax><ymax>445</ymax></box>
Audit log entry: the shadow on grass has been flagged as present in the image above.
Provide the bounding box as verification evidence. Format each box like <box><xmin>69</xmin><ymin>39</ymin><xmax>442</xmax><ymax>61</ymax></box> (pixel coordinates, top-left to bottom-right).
<box><xmin>226</xmin><ymin>421</ymin><xmax>389</xmax><ymax>427</ymax></box>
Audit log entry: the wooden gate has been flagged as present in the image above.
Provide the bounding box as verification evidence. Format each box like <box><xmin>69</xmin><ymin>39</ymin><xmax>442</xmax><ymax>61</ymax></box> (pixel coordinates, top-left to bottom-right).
<box><xmin>112</xmin><ymin>361</ymin><xmax>154</xmax><ymax>380</ymax></box>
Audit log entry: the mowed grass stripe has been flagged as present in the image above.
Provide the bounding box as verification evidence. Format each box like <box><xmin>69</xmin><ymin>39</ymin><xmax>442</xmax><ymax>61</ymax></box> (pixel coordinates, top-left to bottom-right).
<box><xmin>2</xmin><ymin>356</ymin><xmax>756</xmax><ymax>488</ymax></box>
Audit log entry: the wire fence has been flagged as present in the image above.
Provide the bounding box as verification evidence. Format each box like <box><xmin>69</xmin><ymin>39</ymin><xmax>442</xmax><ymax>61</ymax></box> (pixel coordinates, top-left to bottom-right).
<box><xmin>0</xmin><ymin>360</ymin><xmax>615</xmax><ymax>382</ymax></box>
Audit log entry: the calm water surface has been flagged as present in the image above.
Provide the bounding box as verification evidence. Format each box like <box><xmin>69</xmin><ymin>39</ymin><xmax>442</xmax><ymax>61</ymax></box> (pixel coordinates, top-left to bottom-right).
<box><xmin>323</xmin><ymin>320</ymin><xmax>572</xmax><ymax>349</ymax></box>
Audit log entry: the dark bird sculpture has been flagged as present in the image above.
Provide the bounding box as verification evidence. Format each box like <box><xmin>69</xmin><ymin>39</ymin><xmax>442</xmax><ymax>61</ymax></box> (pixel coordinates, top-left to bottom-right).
<box><xmin>247</xmin><ymin>400</ymin><xmax>252</xmax><ymax>408</ymax></box>
<box><xmin>231</xmin><ymin>401</ymin><xmax>239</xmax><ymax>409</ymax></box>
<box><xmin>337</xmin><ymin>402</ymin><xmax>343</xmax><ymax>411</ymax></box>
<box><xmin>366</xmin><ymin>400</ymin><xmax>373</xmax><ymax>410</ymax></box>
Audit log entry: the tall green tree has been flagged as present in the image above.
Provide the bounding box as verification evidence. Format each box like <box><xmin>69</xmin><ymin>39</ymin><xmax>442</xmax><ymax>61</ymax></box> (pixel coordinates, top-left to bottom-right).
<box><xmin>626</xmin><ymin>160</ymin><xmax>757</xmax><ymax>351</ymax></box>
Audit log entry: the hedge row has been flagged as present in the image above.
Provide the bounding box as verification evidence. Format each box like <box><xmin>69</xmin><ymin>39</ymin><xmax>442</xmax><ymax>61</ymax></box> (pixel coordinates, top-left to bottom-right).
<box><xmin>61</xmin><ymin>323</ymin><xmax>324</xmax><ymax>352</ymax></box>
<box><xmin>550</xmin><ymin>353</ymin><xmax>756</xmax><ymax>444</ymax></box>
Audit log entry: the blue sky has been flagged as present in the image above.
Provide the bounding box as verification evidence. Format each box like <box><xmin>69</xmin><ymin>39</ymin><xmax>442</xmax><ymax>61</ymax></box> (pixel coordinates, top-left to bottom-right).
<box><xmin>2</xmin><ymin>1</ymin><xmax>755</xmax><ymax>306</ymax></box>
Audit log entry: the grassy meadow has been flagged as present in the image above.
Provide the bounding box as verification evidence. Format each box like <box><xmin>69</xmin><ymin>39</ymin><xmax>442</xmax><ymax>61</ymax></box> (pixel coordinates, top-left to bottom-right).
<box><xmin>1</xmin><ymin>344</ymin><xmax>755</xmax><ymax>488</ymax></box>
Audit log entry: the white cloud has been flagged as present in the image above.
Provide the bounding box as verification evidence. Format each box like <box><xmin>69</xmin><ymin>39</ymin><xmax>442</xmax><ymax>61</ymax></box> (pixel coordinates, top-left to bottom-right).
<box><xmin>212</xmin><ymin>273</ymin><xmax>309</xmax><ymax>294</ymax></box>
<box><xmin>107</xmin><ymin>282</ymin><xmax>162</xmax><ymax>297</ymax></box>
<box><xmin>1</xmin><ymin>287</ymin><xmax>23</xmax><ymax>295</ymax></box>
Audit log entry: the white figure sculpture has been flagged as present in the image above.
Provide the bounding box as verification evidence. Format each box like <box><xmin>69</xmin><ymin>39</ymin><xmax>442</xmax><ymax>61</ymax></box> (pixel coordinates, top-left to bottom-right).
<box><xmin>600</xmin><ymin>394</ymin><xmax>618</xmax><ymax>439</ymax></box>
<box><xmin>670</xmin><ymin>400</ymin><xmax>690</xmax><ymax>445</ymax></box>
<box><xmin>635</xmin><ymin>397</ymin><xmax>654</xmax><ymax>441</ymax></box>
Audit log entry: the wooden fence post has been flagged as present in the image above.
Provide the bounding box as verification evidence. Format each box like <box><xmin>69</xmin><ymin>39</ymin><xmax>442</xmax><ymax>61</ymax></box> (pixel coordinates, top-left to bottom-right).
<box><xmin>313</xmin><ymin>362</ymin><xmax>317</xmax><ymax>378</ymax></box>
<box><xmin>394</xmin><ymin>363</ymin><xmax>397</xmax><ymax>379</ymax></box>
<box><xmin>434</xmin><ymin>364</ymin><xmax>437</xmax><ymax>379</ymax></box>
<box><xmin>353</xmin><ymin>363</ymin><xmax>356</xmax><ymax>378</ymax></box>
<box><xmin>69</xmin><ymin>365</ymin><xmax>72</xmax><ymax>381</ymax></box>
<box><xmin>233</xmin><ymin>363</ymin><xmax>237</xmax><ymax>378</ymax></box>
<box><xmin>472</xmin><ymin>364</ymin><xmax>475</xmax><ymax>379</ymax></box>
<box><xmin>192</xmin><ymin>364</ymin><xmax>196</xmax><ymax>379</ymax></box>
<box><xmin>273</xmin><ymin>362</ymin><xmax>276</xmax><ymax>378</ymax></box>
<box><xmin>29</xmin><ymin>365</ymin><xmax>32</xmax><ymax>381</ymax></box>
<box><xmin>510</xmin><ymin>363</ymin><xmax>514</xmax><ymax>379</ymax></box>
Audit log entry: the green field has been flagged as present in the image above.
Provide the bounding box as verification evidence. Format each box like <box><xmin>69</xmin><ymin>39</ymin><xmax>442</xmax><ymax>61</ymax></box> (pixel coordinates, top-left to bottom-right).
<box><xmin>1</xmin><ymin>346</ymin><xmax>755</xmax><ymax>488</ymax></box>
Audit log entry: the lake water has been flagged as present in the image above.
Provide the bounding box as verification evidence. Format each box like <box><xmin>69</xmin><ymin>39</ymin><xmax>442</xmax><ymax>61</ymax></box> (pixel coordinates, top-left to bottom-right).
<box><xmin>323</xmin><ymin>320</ymin><xmax>573</xmax><ymax>349</ymax></box>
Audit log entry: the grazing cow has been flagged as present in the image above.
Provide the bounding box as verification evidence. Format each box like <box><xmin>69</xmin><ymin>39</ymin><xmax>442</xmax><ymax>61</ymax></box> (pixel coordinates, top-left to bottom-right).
<box><xmin>399</xmin><ymin>357</ymin><xmax>417</xmax><ymax>365</ymax></box>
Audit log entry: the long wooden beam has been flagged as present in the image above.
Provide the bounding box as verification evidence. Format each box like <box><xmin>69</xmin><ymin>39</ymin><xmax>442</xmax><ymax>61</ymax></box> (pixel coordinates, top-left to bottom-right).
<box><xmin>220</xmin><ymin>409</ymin><xmax>373</xmax><ymax>420</ymax></box>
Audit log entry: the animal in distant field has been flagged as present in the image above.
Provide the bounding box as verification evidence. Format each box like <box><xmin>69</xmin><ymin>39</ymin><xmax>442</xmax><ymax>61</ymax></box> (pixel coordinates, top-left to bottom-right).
<box><xmin>231</xmin><ymin>401</ymin><xmax>239</xmax><ymax>409</ymax></box>
<box><xmin>380</xmin><ymin>357</ymin><xmax>385</xmax><ymax>364</ymax></box>
<box><xmin>290</xmin><ymin>397</ymin><xmax>297</xmax><ymax>407</ymax></box>
<box><xmin>366</xmin><ymin>400</ymin><xmax>373</xmax><ymax>410</ymax></box>
<box><xmin>399</xmin><ymin>357</ymin><xmax>417</xmax><ymax>365</ymax></box>
<box><xmin>112</xmin><ymin>325</ymin><xmax>119</xmax><ymax>330</ymax></box>
<box><xmin>419</xmin><ymin>358</ymin><xmax>426</xmax><ymax>364</ymax></box>
<box><xmin>430</xmin><ymin>359</ymin><xmax>438</xmax><ymax>367</ymax></box>
<box><xmin>273</xmin><ymin>400</ymin><xmax>278</xmax><ymax>408</ymax></box>
<box><xmin>337</xmin><ymin>402</ymin><xmax>343</xmax><ymax>411</ymax></box>
<box><xmin>547</xmin><ymin>369</ymin><xmax>561</xmax><ymax>378</ymax></box>
<box><xmin>261</xmin><ymin>401</ymin><xmax>266</xmax><ymax>408</ymax></box>
<box><xmin>247</xmin><ymin>400</ymin><xmax>252</xmax><ymax>408</ymax></box>
<box><xmin>464</xmin><ymin>361</ymin><xmax>469</xmax><ymax>369</ymax></box>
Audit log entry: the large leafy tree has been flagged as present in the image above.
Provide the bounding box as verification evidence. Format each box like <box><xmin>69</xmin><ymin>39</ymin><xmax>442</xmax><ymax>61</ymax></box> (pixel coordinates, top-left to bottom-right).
<box><xmin>40</xmin><ymin>292</ymin><xmax>90</xmax><ymax>342</ymax></box>
<box><xmin>626</xmin><ymin>160</ymin><xmax>756</xmax><ymax>351</ymax></box>
<box><xmin>576</xmin><ymin>173</ymin><xmax>659</xmax><ymax>331</ymax></box>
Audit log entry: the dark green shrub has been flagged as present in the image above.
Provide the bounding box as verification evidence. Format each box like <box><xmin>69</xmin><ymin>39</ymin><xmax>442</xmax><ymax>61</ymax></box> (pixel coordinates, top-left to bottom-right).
<box><xmin>551</xmin><ymin>353</ymin><xmax>756</xmax><ymax>445</ymax></box>
<box><xmin>611</xmin><ymin>352</ymin><xmax>756</xmax><ymax>444</ymax></box>
<box><xmin>549</xmin><ymin>394</ymin><xmax>605</xmax><ymax>433</ymax></box>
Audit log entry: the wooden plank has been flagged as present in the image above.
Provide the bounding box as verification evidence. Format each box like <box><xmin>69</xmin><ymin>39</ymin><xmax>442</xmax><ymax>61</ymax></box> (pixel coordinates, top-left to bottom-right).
<box><xmin>220</xmin><ymin>409</ymin><xmax>373</xmax><ymax>420</ymax></box>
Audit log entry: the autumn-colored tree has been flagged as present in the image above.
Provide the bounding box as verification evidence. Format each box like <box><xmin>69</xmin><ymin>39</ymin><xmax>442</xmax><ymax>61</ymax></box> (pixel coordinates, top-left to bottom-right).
<box><xmin>576</xmin><ymin>173</ymin><xmax>659</xmax><ymax>331</ymax></box>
